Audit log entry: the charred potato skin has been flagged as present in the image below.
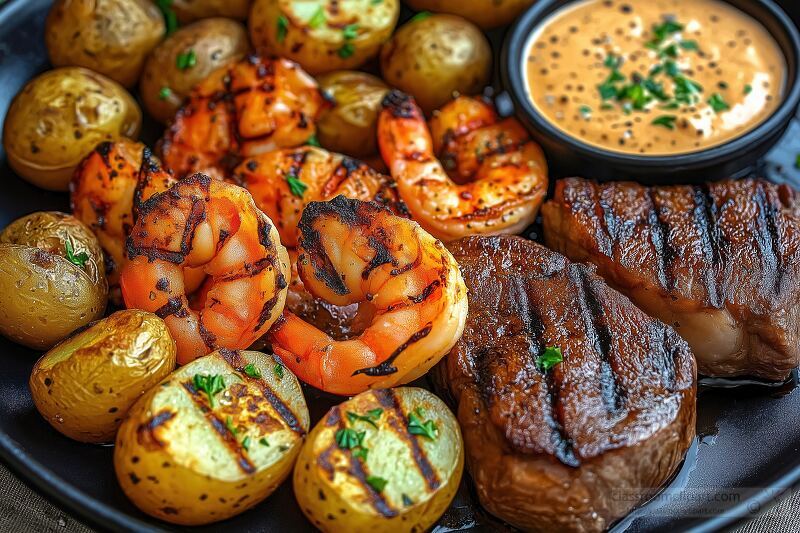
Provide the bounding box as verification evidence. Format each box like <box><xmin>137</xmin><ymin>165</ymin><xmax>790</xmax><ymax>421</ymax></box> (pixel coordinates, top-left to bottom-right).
<box><xmin>404</xmin><ymin>0</ymin><xmax>535</xmax><ymax>29</ymax></box>
<box><xmin>29</xmin><ymin>310</ymin><xmax>176</xmax><ymax>443</ymax></box>
<box><xmin>3</xmin><ymin>67</ymin><xmax>142</xmax><ymax>191</ymax></box>
<box><xmin>249</xmin><ymin>0</ymin><xmax>400</xmax><ymax>75</ymax></box>
<box><xmin>172</xmin><ymin>0</ymin><xmax>252</xmax><ymax>22</ymax></box>
<box><xmin>380</xmin><ymin>14</ymin><xmax>491</xmax><ymax>114</ymax></box>
<box><xmin>140</xmin><ymin>18</ymin><xmax>250</xmax><ymax>124</ymax></box>
<box><xmin>0</xmin><ymin>212</ymin><xmax>107</xmax><ymax>349</ymax></box>
<box><xmin>317</xmin><ymin>71</ymin><xmax>389</xmax><ymax>157</ymax></box>
<box><xmin>294</xmin><ymin>387</ymin><xmax>464</xmax><ymax>533</ymax></box>
<box><xmin>115</xmin><ymin>350</ymin><xmax>310</xmax><ymax>525</ymax></box>
<box><xmin>45</xmin><ymin>0</ymin><xmax>166</xmax><ymax>87</ymax></box>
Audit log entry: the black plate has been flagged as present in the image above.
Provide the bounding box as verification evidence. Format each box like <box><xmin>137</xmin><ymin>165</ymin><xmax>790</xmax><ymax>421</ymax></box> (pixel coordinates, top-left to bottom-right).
<box><xmin>1</xmin><ymin>1</ymin><xmax>800</xmax><ymax>532</ymax></box>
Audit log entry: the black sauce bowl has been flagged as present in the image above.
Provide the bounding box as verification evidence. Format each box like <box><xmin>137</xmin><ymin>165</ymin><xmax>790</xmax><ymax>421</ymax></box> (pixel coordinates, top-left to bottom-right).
<box><xmin>500</xmin><ymin>0</ymin><xmax>800</xmax><ymax>183</ymax></box>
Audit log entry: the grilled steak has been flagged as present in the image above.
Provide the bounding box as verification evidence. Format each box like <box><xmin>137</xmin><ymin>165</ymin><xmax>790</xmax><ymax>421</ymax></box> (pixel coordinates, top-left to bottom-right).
<box><xmin>440</xmin><ymin>236</ymin><xmax>696</xmax><ymax>532</ymax></box>
<box><xmin>542</xmin><ymin>177</ymin><xmax>800</xmax><ymax>381</ymax></box>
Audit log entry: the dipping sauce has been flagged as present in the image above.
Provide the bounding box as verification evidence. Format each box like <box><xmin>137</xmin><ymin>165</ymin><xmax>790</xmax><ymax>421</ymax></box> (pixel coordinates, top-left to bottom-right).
<box><xmin>524</xmin><ymin>0</ymin><xmax>787</xmax><ymax>155</ymax></box>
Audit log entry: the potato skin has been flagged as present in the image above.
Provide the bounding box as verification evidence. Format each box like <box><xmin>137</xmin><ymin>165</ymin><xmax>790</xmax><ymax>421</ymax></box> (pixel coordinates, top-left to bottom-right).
<box><xmin>140</xmin><ymin>18</ymin><xmax>250</xmax><ymax>124</ymax></box>
<box><xmin>249</xmin><ymin>0</ymin><xmax>400</xmax><ymax>75</ymax></box>
<box><xmin>405</xmin><ymin>0</ymin><xmax>535</xmax><ymax>29</ymax></box>
<box><xmin>29</xmin><ymin>310</ymin><xmax>176</xmax><ymax>443</ymax></box>
<box><xmin>0</xmin><ymin>212</ymin><xmax>108</xmax><ymax>349</ymax></box>
<box><xmin>380</xmin><ymin>14</ymin><xmax>491</xmax><ymax>114</ymax></box>
<box><xmin>3</xmin><ymin>68</ymin><xmax>142</xmax><ymax>191</ymax></box>
<box><xmin>45</xmin><ymin>0</ymin><xmax>165</xmax><ymax>87</ymax></box>
<box><xmin>115</xmin><ymin>350</ymin><xmax>310</xmax><ymax>525</ymax></box>
<box><xmin>172</xmin><ymin>0</ymin><xmax>252</xmax><ymax>22</ymax></box>
<box><xmin>294</xmin><ymin>387</ymin><xmax>464</xmax><ymax>532</ymax></box>
<box><xmin>317</xmin><ymin>71</ymin><xmax>389</xmax><ymax>157</ymax></box>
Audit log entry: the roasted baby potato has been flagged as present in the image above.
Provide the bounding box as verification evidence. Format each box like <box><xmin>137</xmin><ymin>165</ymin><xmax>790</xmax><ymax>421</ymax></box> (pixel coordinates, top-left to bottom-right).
<box><xmin>3</xmin><ymin>67</ymin><xmax>142</xmax><ymax>191</ymax></box>
<box><xmin>29</xmin><ymin>310</ymin><xmax>176</xmax><ymax>443</ymax></box>
<box><xmin>294</xmin><ymin>387</ymin><xmax>464</xmax><ymax>532</ymax></box>
<box><xmin>380</xmin><ymin>14</ymin><xmax>491</xmax><ymax>114</ymax></box>
<box><xmin>0</xmin><ymin>212</ymin><xmax>107</xmax><ymax>349</ymax></box>
<box><xmin>172</xmin><ymin>0</ymin><xmax>252</xmax><ymax>22</ymax></box>
<box><xmin>140</xmin><ymin>17</ymin><xmax>250</xmax><ymax>124</ymax></box>
<box><xmin>317</xmin><ymin>71</ymin><xmax>389</xmax><ymax>157</ymax></box>
<box><xmin>45</xmin><ymin>0</ymin><xmax>166</xmax><ymax>87</ymax></box>
<box><xmin>115</xmin><ymin>350</ymin><xmax>310</xmax><ymax>525</ymax></box>
<box><xmin>249</xmin><ymin>0</ymin><xmax>400</xmax><ymax>74</ymax></box>
<box><xmin>404</xmin><ymin>0</ymin><xmax>535</xmax><ymax>29</ymax></box>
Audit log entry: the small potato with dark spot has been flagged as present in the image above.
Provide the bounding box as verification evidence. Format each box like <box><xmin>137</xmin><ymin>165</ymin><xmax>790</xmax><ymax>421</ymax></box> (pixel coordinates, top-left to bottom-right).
<box><xmin>380</xmin><ymin>14</ymin><xmax>491</xmax><ymax>114</ymax></box>
<box><xmin>171</xmin><ymin>0</ymin><xmax>252</xmax><ymax>22</ymax></box>
<box><xmin>29</xmin><ymin>310</ymin><xmax>176</xmax><ymax>443</ymax></box>
<box><xmin>139</xmin><ymin>18</ymin><xmax>250</xmax><ymax>124</ymax></box>
<box><xmin>115</xmin><ymin>350</ymin><xmax>310</xmax><ymax>525</ymax></box>
<box><xmin>294</xmin><ymin>387</ymin><xmax>463</xmax><ymax>532</ymax></box>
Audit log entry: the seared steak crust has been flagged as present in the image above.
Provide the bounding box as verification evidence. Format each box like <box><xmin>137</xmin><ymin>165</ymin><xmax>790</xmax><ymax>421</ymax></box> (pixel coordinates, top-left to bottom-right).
<box><xmin>442</xmin><ymin>236</ymin><xmax>696</xmax><ymax>532</ymax></box>
<box><xmin>542</xmin><ymin>177</ymin><xmax>800</xmax><ymax>380</ymax></box>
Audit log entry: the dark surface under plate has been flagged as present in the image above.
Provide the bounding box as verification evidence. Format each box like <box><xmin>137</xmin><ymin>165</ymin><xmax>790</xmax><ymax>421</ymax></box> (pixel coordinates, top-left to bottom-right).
<box><xmin>1</xmin><ymin>1</ymin><xmax>800</xmax><ymax>532</ymax></box>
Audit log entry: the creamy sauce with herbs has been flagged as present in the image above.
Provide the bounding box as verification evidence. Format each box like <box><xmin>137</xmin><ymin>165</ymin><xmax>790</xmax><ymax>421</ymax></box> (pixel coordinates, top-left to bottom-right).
<box><xmin>524</xmin><ymin>0</ymin><xmax>786</xmax><ymax>155</ymax></box>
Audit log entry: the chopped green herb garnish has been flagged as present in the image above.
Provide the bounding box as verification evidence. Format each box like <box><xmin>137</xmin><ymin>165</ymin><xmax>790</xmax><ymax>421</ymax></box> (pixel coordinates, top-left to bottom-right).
<box><xmin>274</xmin><ymin>362</ymin><xmax>284</xmax><ymax>380</ymax></box>
<box><xmin>226</xmin><ymin>416</ymin><xmax>238</xmax><ymax>436</ymax></box>
<box><xmin>352</xmin><ymin>447</ymin><xmax>369</xmax><ymax>460</ymax></box>
<box><xmin>659</xmin><ymin>43</ymin><xmax>678</xmax><ymax>59</ymax></box>
<box><xmin>158</xmin><ymin>86</ymin><xmax>172</xmax><ymax>100</ymax></box>
<box><xmin>337</xmin><ymin>42</ymin><xmax>355</xmax><ymax>59</ymax></box>
<box><xmin>652</xmin><ymin>115</ymin><xmax>678</xmax><ymax>130</ymax></box>
<box><xmin>679</xmin><ymin>40</ymin><xmax>699</xmax><ymax>51</ymax></box>
<box><xmin>335</xmin><ymin>428</ymin><xmax>366</xmax><ymax>449</ymax></box>
<box><xmin>402</xmin><ymin>493</ymin><xmax>414</xmax><ymax>506</ymax></box>
<box><xmin>306</xmin><ymin>134</ymin><xmax>321</xmax><ymax>147</ymax></box>
<box><xmin>243</xmin><ymin>363</ymin><xmax>261</xmax><ymax>378</ymax></box>
<box><xmin>604</xmin><ymin>54</ymin><xmax>620</xmax><ymax>69</ymax></box>
<box><xmin>242</xmin><ymin>436</ymin><xmax>251</xmax><ymax>451</ymax></box>
<box><xmin>407</xmin><ymin>408</ymin><xmax>437</xmax><ymax>440</ymax></box>
<box><xmin>536</xmin><ymin>346</ymin><xmax>563</xmax><ymax>372</ymax></box>
<box><xmin>664</xmin><ymin>60</ymin><xmax>680</xmax><ymax>78</ymax></box>
<box><xmin>578</xmin><ymin>105</ymin><xmax>592</xmax><ymax>119</ymax></box>
<box><xmin>707</xmin><ymin>92</ymin><xmax>730</xmax><ymax>113</ymax></box>
<box><xmin>795</xmin><ymin>154</ymin><xmax>800</xmax><ymax>170</ymax></box>
<box><xmin>176</xmin><ymin>49</ymin><xmax>197</xmax><ymax>70</ymax></box>
<box><xmin>259</xmin><ymin>437</ymin><xmax>270</xmax><ymax>447</ymax></box>
<box><xmin>346</xmin><ymin>408</ymin><xmax>384</xmax><ymax>428</ymax></box>
<box><xmin>744</xmin><ymin>84</ymin><xmax>753</xmax><ymax>95</ymax></box>
<box><xmin>410</xmin><ymin>11</ymin><xmax>432</xmax><ymax>23</ymax></box>
<box><xmin>155</xmin><ymin>0</ymin><xmax>178</xmax><ymax>35</ymax></box>
<box><xmin>192</xmin><ymin>374</ymin><xmax>225</xmax><ymax>408</ymax></box>
<box><xmin>371</xmin><ymin>0</ymin><xmax>383</xmax><ymax>4</ymax></box>
<box><xmin>64</xmin><ymin>240</ymin><xmax>89</xmax><ymax>268</ymax></box>
<box><xmin>342</xmin><ymin>24</ymin><xmax>359</xmax><ymax>40</ymax></box>
<box><xmin>277</xmin><ymin>14</ymin><xmax>289</xmax><ymax>43</ymax></box>
<box><xmin>366</xmin><ymin>476</ymin><xmax>388</xmax><ymax>493</ymax></box>
<box><xmin>646</xmin><ymin>20</ymin><xmax>684</xmax><ymax>48</ymax></box>
<box><xmin>309</xmin><ymin>6</ymin><xmax>326</xmax><ymax>29</ymax></box>
<box><xmin>286</xmin><ymin>173</ymin><xmax>307</xmax><ymax>197</ymax></box>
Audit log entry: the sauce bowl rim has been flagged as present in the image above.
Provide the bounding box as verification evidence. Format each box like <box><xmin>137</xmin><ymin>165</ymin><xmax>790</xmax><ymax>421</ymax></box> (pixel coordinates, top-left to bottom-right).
<box><xmin>501</xmin><ymin>0</ymin><xmax>800</xmax><ymax>167</ymax></box>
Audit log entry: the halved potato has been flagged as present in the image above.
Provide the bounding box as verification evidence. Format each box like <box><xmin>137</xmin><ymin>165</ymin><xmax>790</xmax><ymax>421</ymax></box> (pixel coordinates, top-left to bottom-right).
<box><xmin>115</xmin><ymin>349</ymin><xmax>310</xmax><ymax>525</ymax></box>
<box><xmin>29</xmin><ymin>310</ymin><xmax>176</xmax><ymax>443</ymax></box>
<box><xmin>294</xmin><ymin>387</ymin><xmax>463</xmax><ymax>532</ymax></box>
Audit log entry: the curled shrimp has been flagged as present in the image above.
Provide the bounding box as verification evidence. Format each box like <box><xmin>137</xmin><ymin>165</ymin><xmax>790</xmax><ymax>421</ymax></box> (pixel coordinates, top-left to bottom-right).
<box><xmin>120</xmin><ymin>174</ymin><xmax>290</xmax><ymax>364</ymax></box>
<box><xmin>378</xmin><ymin>90</ymin><xmax>548</xmax><ymax>241</ymax></box>
<box><xmin>233</xmin><ymin>145</ymin><xmax>408</xmax><ymax>248</ymax></box>
<box><xmin>269</xmin><ymin>196</ymin><xmax>468</xmax><ymax>395</ymax></box>
<box><xmin>158</xmin><ymin>55</ymin><xmax>327</xmax><ymax>180</ymax></box>
<box><xmin>71</xmin><ymin>140</ymin><xmax>178</xmax><ymax>303</ymax></box>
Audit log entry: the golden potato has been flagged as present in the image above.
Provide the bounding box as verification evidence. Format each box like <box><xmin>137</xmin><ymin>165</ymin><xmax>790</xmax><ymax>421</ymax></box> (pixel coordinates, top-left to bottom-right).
<box><xmin>294</xmin><ymin>387</ymin><xmax>463</xmax><ymax>532</ymax></box>
<box><xmin>29</xmin><ymin>310</ymin><xmax>176</xmax><ymax>443</ymax></box>
<box><xmin>139</xmin><ymin>17</ymin><xmax>250</xmax><ymax>124</ymax></box>
<box><xmin>404</xmin><ymin>0</ymin><xmax>535</xmax><ymax>29</ymax></box>
<box><xmin>3</xmin><ymin>68</ymin><xmax>141</xmax><ymax>191</ymax></box>
<box><xmin>0</xmin><ymin>212</ymin><xmax>108</xmax><ymax>349</ymax></box>
<box><xmin>249</xmin><ymin>0</ymin><xmax>400</xmax><ymax>75</ymax></box>
<box><xmin>380</xmin><ymin>14</ymin><xmax>491</xmax><ymax>114</ymax></box>
<box><xmin>317</xmin><ymin>71</ymin><xmax>389</xmax><ymax>157</ymax></box>
<box><xmin>45</xmin><ymin>0</ymin><xmax>166</xmax><ymax>87</ymax></box>
<box><xmin>171</xmin><ymin>0</ymin><xmax>252</xmax><ymax>22</ymax></box>
<box><xmin>115</xmin><ymin>350</ymin><xmax>310</xmax><ymax>525</ymax></box>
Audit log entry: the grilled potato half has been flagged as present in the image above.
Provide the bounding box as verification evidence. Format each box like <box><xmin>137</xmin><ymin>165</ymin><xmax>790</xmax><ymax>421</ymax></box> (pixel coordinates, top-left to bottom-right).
<box><xmin>115</xmin><ymin>349</ymin><xmax>310</xmax><ymax>525</ymax></box>
<box><xmin>294</xmin><ymin>387</ymin><xmax>463</xmax><ymax>532</ymax></box>
<box><xmin>30</xmin><ymin>310</ymin><xmax>176</xmax><ymax>443</ymax></box>
<box><xmin>249</xmin><ymin>0</ymin><xmax>400</xmax><ymax>74</ymax></box>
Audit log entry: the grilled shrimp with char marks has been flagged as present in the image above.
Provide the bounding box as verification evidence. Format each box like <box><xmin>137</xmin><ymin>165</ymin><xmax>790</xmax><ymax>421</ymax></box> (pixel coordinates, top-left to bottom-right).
<box><xmin>270</xmin><ymin>196</ymin><xmax>468</xmax><ymax>395</ymax></box>
<box><xmin>378</xmin><ymin>91</ymin><xmax>548</xmax><ymax>241</ymax></box>
<box><xmin>120</xmin><ymin>175</ymin><xmax>290</xmax><ymax>364</ymax></box>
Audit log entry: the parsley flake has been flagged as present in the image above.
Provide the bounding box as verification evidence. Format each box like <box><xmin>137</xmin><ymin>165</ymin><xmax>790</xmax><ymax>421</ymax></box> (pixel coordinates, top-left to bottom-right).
<box><xmin>243</xmin><ymin>363</ymin><xmax>261</xmax><ymax>378</ymax></box>
<box><xmin>652</xmin><ymin>115</ymin><xmax>678</xmax><ymax>130</ymax></box>
<box><xmin>579</xmin><ymin>105</ymin><xmax>592</xmax><ymax>119</ymax></box>
<box><xmin>309</xmin><ymin>6</ymin><xmax>326</xmax><ymax>29</ymax></box>
<box><xmin>537</xmin><ymin>346</ymin><xmax>564</xmax><ymax>372</ymax></box>
<box><xmin>158</xmin><ymin>86</ymin><xmax>172</xmax><ymax>100</ymax></box>
<box><xmin>352</xmin><ymin>447</ymin><xmax>369</xmax><ymax>460</ymax></box>
<box><xmin>64</xmin><ymin>240</ymin><xmax>89</xmax><ymax>268</ymax></box>
<box><xmin>192</xmin><ymin>373</ymin><xmax>225</xmax><ymax>408</ymax></box>
<box><xmin>274</xmin><ymin>362</ymin><xmax>284</xmax><ymax>380</ymax></box>
<box><xmin>226</xmin><ymin>416</ymin><xmax>238</xmax><ymax>436</ymax></box>
<box><xmin>286</xmin><ymin>173</ymin><xmax>307</xmax><ymax>197</ymax></box>
<box><xmin>346</xmin><ymin>408</ymin><xmax>383</xmax><ymax>428</ymax></box>
<box><xmin>407</xmin><ymin>408</ymin><xmax>437</xmax><ymax>440</ymax></box>
<box><xmin>744</xmin><ymin>84</ymin><xmax>753</xmax><ymax>95</ymax></box>
<box><xmin>155</xmin><ymin>0</ymin><xmax>178</xmax><ymax>35</ymax></box>
<box><xmin>337</xmin><ymin>42</ymin><xmax>355</xmax><ymax>59</ymax></box>
<box><xmin>242</xmin><ymin>436</ymin><xmax>251</xmax><ymax>451</ymax></box>
<box><xmin>410</xmin><ymin>11</ymin><xmax>432</xmax><ymax>23</ymax></box>
<box><xmin>176</xmin><ymin>49</ymin><xmax>197</xmax><ymax>70</ymax></box>
<box><xmin>259</xmin><ymin>437</ymin><xmax>270</xmax><ymax>447</ymax></box>
<box><xmin>335</xmin><ymin>428</ymin><xmax>366</xmax><ymax>449</ymax></box>
<box><xmin>306</xmin><ymin>134</ymin><xmax>321</xmax><ymax>147</ymax></box>
<box><xmin>366</xmin><ymin>475</ymin><xmax>388</xmax><ymax>493</ymax></box>
<box><xmin>707</xmin><ymin>93</ymin><xmax>730</xmax><ymax>113</ymax></box>
<box><xmin>342</xmin><ymin>24</ymin><xmax>359</xmax><ymax>40</ymax></box>
<box><xmin>277</xmin><ymin>14</ymin><xmax>289</xmax><ymax>43</ymax></box>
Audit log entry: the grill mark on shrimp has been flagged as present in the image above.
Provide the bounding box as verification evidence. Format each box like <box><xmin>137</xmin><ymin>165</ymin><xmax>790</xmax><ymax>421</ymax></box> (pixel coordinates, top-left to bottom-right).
<box><xmin>692</xmin><ymin>184</ymin><xmax>723</xmax><ymax>308</ymax></box>
<box><xmin>363</xmin><ymin>235</ymin><xmax>396</xmax><ymax>280</ymax></box>
<box><xmin>352</xmin><ymin>324</ymin><xmax>432</xmax><ymax>377</ymax></box>
<box><xmin>753</xmin><ymin>182</ymin><xmax>784</xmax><ymax>294</ymax></box>
<box><xmin>381</xmin><ymin>89</ymin><xmax>416</xmax><ymax>118</ymax></box>
<box><xmin>645</xmin><ymin>188</ymin><xmax>675</xmax><ymax>291</ymax></box>
<box><xmin>155</xmin><ymin>297</ymin><xmax>187</xmax><ymax>319</ymax></box>
<box><xmin>409</xmin><ymin>279</ymin><xmax>441</xmax><ymax>304</ymax></box>
<box><xmin>180</xmin><ymin>381</ymin><xmax>256</xmax><ymax>474</ymax></box>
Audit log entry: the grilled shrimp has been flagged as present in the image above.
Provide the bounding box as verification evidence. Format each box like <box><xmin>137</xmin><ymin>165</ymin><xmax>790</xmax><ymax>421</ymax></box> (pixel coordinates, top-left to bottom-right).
<box><xmin>269</xmin><ymin>196</ymin><xmax>468</xmax><ymax>395</ymax></box>
<box><xmin>234</xmin><ymin>145</ymin><xmax>408</xmax><ymax>248</ymax></box>
<box><xmin>71</xmin><ymin>140</ymin><xmax>178</xmax><ymax>303</ymax></box>
<box><xmin>378</xmin><ymin>90</ymin><xmax>548</xmax><ymax>241</ymax></box>
<box><xmin>120</xmin><ymin>174</ymin><xmax>290</xmax><ymax>364</ymax></box>
<box><xmin>158</xmin><ymin>55</ymin><xmax>327</xmax><ymax>180</ymax></box>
